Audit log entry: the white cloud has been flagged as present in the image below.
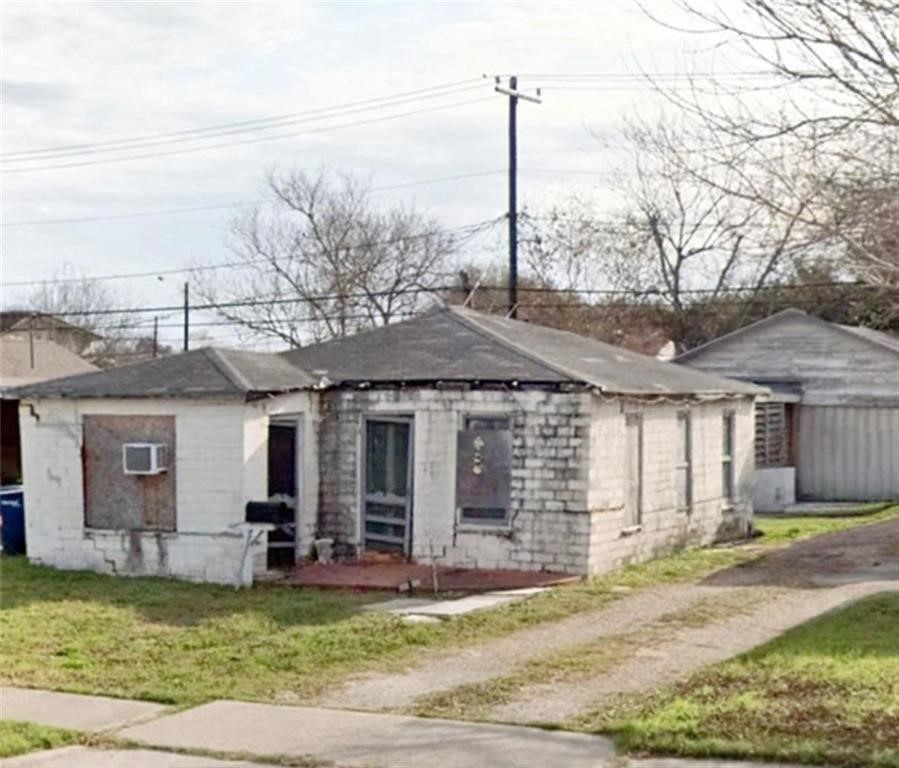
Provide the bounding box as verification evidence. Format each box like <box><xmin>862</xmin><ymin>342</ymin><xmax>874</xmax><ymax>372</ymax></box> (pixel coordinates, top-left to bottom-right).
<box><xmin>0</xmin><ymin>0</ymin><xmax>756</xmax><ymax>345</ymax></box>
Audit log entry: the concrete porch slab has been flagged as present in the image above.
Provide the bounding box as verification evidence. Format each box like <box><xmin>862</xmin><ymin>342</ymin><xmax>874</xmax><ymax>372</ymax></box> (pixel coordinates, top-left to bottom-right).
<box><xmin>0</xmin><ymin>687</ymin><xmax>168</xmax><ymax>732</ymax></box>
<box><xmin>117</xmin><ymin>700</ymin><xmax>614</xmax><ymax>768</ymax></box>
<box><xmin>0</xmin><ymin>746</ymin><xmax>271</xmax><ymax>768</ymax></box>
<box><xmin>394</xmin><ymin>593</ymin><xmax>524</xmax><ymax>618</ymax></box>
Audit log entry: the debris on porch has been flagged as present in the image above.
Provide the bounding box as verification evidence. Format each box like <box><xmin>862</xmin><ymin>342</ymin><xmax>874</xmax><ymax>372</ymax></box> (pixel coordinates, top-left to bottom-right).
<box><xmin>290</xmin><ymin>561</ymin><xmax>579</xmax><ymax>593</ymax></box>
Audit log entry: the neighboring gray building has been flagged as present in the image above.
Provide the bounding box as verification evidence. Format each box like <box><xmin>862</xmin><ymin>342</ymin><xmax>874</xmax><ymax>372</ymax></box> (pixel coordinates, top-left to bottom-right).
<box><xmin>677</xmin><ymin>308</ymin><xmax>899</xmax><ymax>508</ymax></box>
<box><xmin>16</xmin><ymin>307</ymin><xmax>762</xmax><ymax>585</ymax></box>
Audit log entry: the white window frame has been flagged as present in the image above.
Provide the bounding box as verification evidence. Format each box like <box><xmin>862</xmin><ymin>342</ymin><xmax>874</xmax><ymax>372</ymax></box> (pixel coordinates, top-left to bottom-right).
<box><xmin>722</xmin><ymin>411</ymin><xmax>736</xmax><ymax>505</ymax></box>
<box><xmin>676</xmin><ymin>410</ymin><xmax>693</xmax><ymax>513</ymax></box>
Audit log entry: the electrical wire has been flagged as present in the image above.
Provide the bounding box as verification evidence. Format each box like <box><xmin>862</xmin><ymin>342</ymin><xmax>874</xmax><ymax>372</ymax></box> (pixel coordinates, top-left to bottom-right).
<box><xmin>1</xmin><ymin>218</ymin><xmax>500</xmax><ymax>288</ymax></box>
<box><xmin>13</xmin><ymin>280</ymin><xmax>884</xmax><ymax>321</ymax></box>
<box><xmin>1</xmin><ymin>96</ymin><xmax>495</xmax><ymax>174</ymax></box>
<box><xmin>1</xmin><ymin>83</ymin><xmax>487</xmax><ymax>165</ymax></box>
<box><xmin>1</xmin><ymin>78</ymin><xmax>485</xmax><ymax>160</ymax></box>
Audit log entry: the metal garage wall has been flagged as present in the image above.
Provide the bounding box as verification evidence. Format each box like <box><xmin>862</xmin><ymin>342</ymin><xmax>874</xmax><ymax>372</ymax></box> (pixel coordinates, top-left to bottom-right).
<box><xmin>797</xmin><ymin>406</ymin><xmax>899</xmax><ymax>501</ymax></box>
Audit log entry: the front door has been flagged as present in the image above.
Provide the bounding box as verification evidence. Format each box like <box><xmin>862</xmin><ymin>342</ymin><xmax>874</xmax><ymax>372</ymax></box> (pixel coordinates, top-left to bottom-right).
<box><xmin>363</xmin><ymin>418</ymin><xmax>413</xmax><ymax>556</ymax></box>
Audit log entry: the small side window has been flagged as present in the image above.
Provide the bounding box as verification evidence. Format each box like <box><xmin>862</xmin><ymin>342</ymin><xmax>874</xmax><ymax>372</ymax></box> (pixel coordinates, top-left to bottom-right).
<box><xmin>676</xmin><ymin>411</ymin><xmax>693</xmax><ymax>512</ymax></box>
<box><xmin>722</xmin><ymin>411</ymin><xmax>736</xmax><ymax>503</ymax></box>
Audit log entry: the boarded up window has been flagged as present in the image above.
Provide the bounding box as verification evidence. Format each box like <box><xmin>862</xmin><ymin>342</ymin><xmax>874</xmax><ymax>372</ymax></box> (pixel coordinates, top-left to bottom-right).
<box><xmin>457</xmin><ymin>416</ymin><xmax>512</xmax><ymax>526</ymax></box>
<box><xmin>755</xmin><ymin>402</ymin><xmax>794</xmax><ymax>468</ymax></box>
<box><xmin>83</xmin><ymin>415</ymin><xmax>176</xmax><ymax>531</ymax></box>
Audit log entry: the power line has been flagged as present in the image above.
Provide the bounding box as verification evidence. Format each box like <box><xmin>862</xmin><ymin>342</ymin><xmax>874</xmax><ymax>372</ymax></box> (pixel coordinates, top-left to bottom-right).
<box><xmin>1</xmin><ymin>78</ymin><xmax>485</xmax><ymax>160</ymax></box>
<box><xmin>1</xmin><ymin>83</ymin><xmax>487</xmax><ymax>165</ymax></box>
<box><xmin>1</xmin><ymin>168</ymin><xmax>610</xmax><ymax>229</ymax></box>
<box><xmin>1</xmin><ymin>218</ymin><xmax>500</xmax><ymax>288</ymax></box>
<box><xmin>2</xmin><ymin>96</ymin><xmax>495</xmax><ymax>174</ymax></box>
<box><xmin>18</xmin><ymin>280</ymin><xmax>885</xmax><ymax>321</ymax></box>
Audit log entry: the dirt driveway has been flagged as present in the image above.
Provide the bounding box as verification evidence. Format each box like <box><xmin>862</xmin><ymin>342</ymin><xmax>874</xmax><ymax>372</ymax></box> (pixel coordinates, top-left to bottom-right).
<box><xmin>705</xmin><ymin>516</ymin><xmax>899</xmax><ymax>588</ymax></box>
<box><xmin>314</xmin><ymin>516</ymin><xmax>899</xmax><ymax>725</ymax></box>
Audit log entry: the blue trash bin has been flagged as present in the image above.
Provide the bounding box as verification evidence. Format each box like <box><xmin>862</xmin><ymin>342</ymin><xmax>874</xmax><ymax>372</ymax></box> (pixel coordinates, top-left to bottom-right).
<box><xmin>0</xmin><ymin>485</ymin><xmax>26</xmax><ymax>555</ymax></box>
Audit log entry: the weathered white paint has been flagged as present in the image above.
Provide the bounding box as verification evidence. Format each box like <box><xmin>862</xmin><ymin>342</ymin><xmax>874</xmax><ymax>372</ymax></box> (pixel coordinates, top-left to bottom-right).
<box><xmin>754</xmin><ymin>467</ymin><xmax>796</xmax><ymax>512</ymax></box>
<box><xmin>21</xmin><ymin>386</ymin><xmax>755</xmax><ymax>583</ymax></box>
<box><xmin>797</xmin><ymin>405</ymin><xmax>899</xmax><ymax>500</ymax></box>
<box><xmin>19</xmin><ymin>391</ymin><xmax>314</xmax><ymax>585</ymax></box>
<box><xmin>585</xmin><ymin>397</ymin><xmax>754</xmax><ymax>574</ymax></box>
<box><xmin>318</xmin><ymin>388</ymin><xmax>755</xmax><ymax>576</ymax></box>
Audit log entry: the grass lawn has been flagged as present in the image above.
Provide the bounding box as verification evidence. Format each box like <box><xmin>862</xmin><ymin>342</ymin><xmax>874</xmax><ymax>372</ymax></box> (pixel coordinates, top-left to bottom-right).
<box><xmin>0</xmin><ymin>721</ymin><xmax>82</xmax><ymax>758</ymax></box>
<box><xmin>1</xmin><ymin>506</ymin><xmax>895</xmax><ymax>707</ymax></box>
<box><xmin>600</xmin><ymin>592</ymin><xmax>899</xmax><ymax>768</ymax></box>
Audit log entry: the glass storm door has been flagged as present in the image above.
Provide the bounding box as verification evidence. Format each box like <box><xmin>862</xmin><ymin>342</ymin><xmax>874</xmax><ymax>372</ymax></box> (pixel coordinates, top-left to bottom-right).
<box><xmin>363</xmin><ymin>418</ymin><xmax>413</xmax><ymax>555</ymax></box>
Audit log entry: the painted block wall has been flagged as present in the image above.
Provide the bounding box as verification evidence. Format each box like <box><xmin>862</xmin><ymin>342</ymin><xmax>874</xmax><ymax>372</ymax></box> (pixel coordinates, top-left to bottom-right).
<box><xmin>585</xmin><ymin>396</ymin><xmax>755</xmax><ymax>575</ymax></box>
<box><xmin>242</xmin><ymin>391</ymin><xmax>319</xmax><ymax>556</ymax></box>
<box><xmin>317</xmin><ymin>387</ymin><xmax>595</xmax><ymax>572</ymax></box>
<box><xmin>19</xmin><ymin>396</ymin><xmax>270</xmax><ymax>585</ymax></box>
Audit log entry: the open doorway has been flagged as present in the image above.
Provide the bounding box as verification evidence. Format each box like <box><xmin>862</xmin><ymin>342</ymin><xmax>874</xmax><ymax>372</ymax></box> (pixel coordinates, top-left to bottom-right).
<box><xmin>267</xmin><ymin>417</ymin><xmax>299</xmax><ymax>568</ymax></box>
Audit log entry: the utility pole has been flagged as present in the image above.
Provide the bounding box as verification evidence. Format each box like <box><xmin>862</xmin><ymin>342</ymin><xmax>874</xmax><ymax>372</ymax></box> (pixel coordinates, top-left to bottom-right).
<box><xmin>152</xmin><ymin>316</ymin><xmax>159</xmax><ymax>358</ymax></box>
<box><xmin>494</xmin><ymin>75</ymin><xmax>541</xmax><ymax>318</ymax></box>
<box><xmin>28</xmin><ymin>312</ymin><xmax>36</xmax><ymax>369</ymax></box>
<box><xmin>183</xmin><ymin>282</ymin><xmax>189</xmax><ymax>352</ymax></box>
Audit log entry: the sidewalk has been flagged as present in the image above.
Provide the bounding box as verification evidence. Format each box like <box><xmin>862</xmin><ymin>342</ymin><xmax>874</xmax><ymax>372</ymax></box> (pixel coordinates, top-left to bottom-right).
<box><xmin>0</xmin><ymin>688</ymin><xmax>613</xmax><ymax>768</ymax></box>
<box><xmin>0</xmin><ymin>687</ymin><xmax>820</xmax><ymax>768</ymax></box>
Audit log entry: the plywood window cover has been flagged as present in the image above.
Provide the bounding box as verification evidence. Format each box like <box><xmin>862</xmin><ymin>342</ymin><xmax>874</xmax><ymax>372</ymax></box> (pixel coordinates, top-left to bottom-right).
<box><xmin>82</xmin><ymin>414</ymin><xmax>176</xmax><ymax>532</ymax></box>
<box><xmin>458</xmin><ymin>414</ymin><xmax>513</xmax><ymax>528</ymax></box>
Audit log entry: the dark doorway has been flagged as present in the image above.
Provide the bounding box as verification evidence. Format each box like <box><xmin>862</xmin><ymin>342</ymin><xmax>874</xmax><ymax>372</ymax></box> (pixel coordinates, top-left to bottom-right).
<box><xmin>363</xmin><ymin>417</ymin><xmax>413</xmax><ymax>556</ymax></box>
<box><xmin>267</xmin><ymin>419</ymin><xmax>298</xmax><ymax>568</ymax></box>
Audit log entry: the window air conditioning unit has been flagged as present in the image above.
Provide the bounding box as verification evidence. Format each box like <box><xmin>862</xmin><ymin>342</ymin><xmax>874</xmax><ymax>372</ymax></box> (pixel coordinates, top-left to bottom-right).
<box><xmin>122</xmin><ymin>443</ymin><xmax>168</xmax><ymax>475</ymax></box>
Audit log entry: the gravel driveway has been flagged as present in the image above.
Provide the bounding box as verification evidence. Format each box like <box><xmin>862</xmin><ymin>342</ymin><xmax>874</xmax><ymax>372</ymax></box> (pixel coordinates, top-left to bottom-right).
<box><xmin>315</xmin><ymin>517</ymin><xmax>899</xmax><ymax>723</ymax></box>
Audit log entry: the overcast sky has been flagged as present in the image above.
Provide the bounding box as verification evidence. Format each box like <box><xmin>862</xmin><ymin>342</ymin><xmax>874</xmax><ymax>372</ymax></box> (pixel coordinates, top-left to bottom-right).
<box><xmin>1</xmin><ymin>1</ymin><xmax>756</xmax><ymax>348</ymax></box>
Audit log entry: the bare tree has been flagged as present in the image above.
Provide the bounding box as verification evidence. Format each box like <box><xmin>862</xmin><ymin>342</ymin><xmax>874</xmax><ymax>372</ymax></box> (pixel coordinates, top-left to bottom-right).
<box><xmin>24</xmin><ymin>264</ymin><xmax>144</xmax><ymax>366</ymax></box>
<box><xmin>642</xmin><ymin>0</ymin><xmax>899</xmax><ymax>285</ymax></box>
<box><xmin>519</xmin><ymin>198</ymin><xmax>656</xmax><ymax>296</ymax></box>
<box><xmin>192</xmin><ymin>170</ymin><xmax>460</xmax><ymax>346</ymax></box>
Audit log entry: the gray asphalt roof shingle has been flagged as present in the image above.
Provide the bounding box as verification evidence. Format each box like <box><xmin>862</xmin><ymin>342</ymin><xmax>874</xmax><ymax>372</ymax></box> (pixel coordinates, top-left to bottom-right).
<box><xmin>15</xmin><ymin>307</ymin><xmax>762</xmax><ymax>400</ymax></box>
<box><xmin>14</xmin><ymin>347</ymin><xmax>315</xmax><ymax>399</ymax></box>
<box><xmin>285</xmin><ymin>307</ymin><xmax>762</xmax><ymax>396</ymax></box>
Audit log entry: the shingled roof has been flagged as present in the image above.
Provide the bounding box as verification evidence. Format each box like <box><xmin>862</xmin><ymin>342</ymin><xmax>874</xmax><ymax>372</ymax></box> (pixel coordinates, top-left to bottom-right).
<box><xmin>284</xmin><ymin>307</ymin><xmax>763</xmax><ymax>397</ymax></box>
<box><xmin>14</xmin><ymin>347</ymin><xmax>315</xmax><ymax>400</ymax></box>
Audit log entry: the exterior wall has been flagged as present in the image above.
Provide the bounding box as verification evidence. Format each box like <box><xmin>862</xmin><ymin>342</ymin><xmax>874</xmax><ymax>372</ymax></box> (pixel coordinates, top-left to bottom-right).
<box><xmin>797</xmin><ymin>405</ymin><xmax>899</xmax><ymax>500</ymax></box>
<box><xmin>317</xmin><ymin>387</ymin><xmax>594</xmax><ymax>573</ymax></box>
<box><xmin>755</xmin><ymin>467</ymin><xmax>796</xmax><ymax>512</ymax></box>
<box><xmin>242</xmin><ymin>391</ymin><xmax>319</xmax><ymax>557</ymax></box>
<box><xmin>19</xmin><ymin>394</ymin><xmax>311</xmax><ymax>586</ymax></box>
<box><xmin>585</xmin><ymin>396</ymin><xmax>755</xmax><ymax>575</ymax></box>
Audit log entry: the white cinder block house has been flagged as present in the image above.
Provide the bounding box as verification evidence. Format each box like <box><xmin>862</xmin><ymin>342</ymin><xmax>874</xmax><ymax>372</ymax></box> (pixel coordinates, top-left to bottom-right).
<box><xmin>17</xmin><ymin>307</ymin><xmax>762</xmax><ymax>585</ymax></box>
<box><xmin>677</xmin><ymin>309</ymin><xmax>899</xmax><ymax>509</ymax></box>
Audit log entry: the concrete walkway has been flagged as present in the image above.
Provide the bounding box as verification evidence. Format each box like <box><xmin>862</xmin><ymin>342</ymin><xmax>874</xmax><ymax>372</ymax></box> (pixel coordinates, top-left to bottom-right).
<box><xmin>0</xmin><ymin>746</ymin><xmax>270</xmax><ymax>768</ymax></box>
<box><xmin>116</xmin><ymin>699</ymin><xmax>614</xmax><ymax>768</ymax></box>
<box><xmin>0</xmin><ymin>689</ymin><xmax>613</xmax><ymax>768</ymax></box>
<box><xmin>0</xmin><ymin>687</ymin><xmax>167</xmax><ymax>732</ymax></box>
